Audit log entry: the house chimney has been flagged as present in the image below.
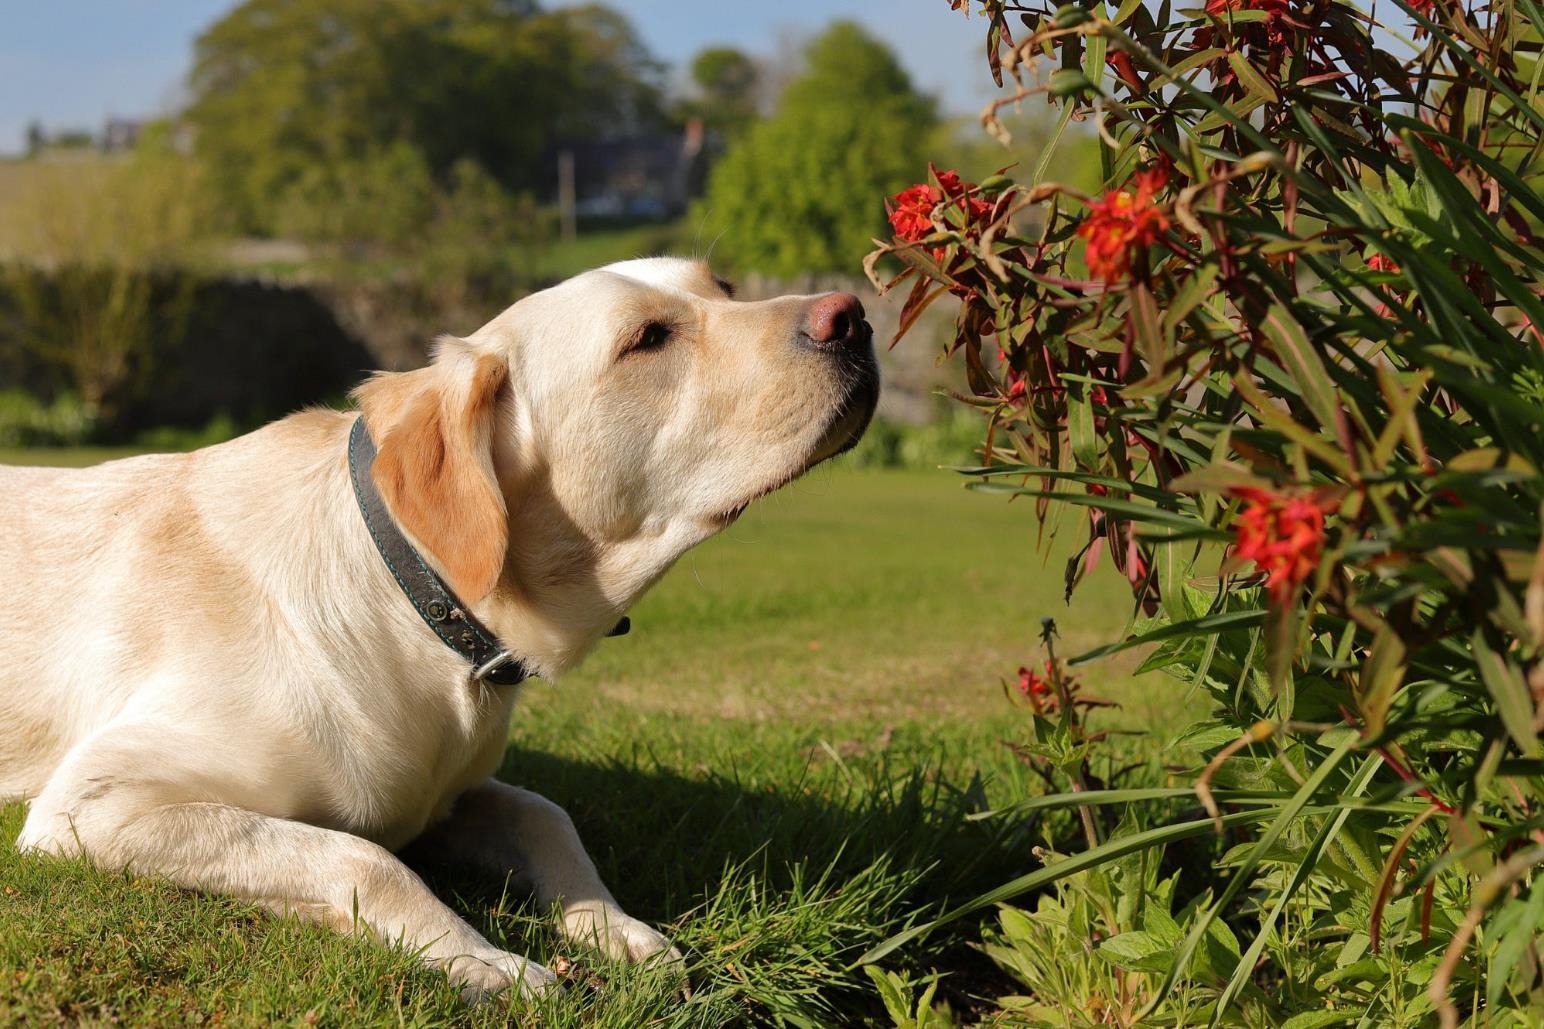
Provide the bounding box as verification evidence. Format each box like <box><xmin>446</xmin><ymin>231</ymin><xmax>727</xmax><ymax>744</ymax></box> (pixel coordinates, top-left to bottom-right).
<box><xmin>683</xmin><ymin>117</ymin><xmax>705</xmax><ymax>159</ymax></box>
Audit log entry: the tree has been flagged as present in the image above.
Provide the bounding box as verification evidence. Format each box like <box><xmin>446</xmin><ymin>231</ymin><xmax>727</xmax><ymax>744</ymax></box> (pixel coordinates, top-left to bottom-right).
<box><xmin>683</xmin><ymin>47</ymin><xmax>760</xmax><ymax>138</ymax></box>
<box><xmin>184</xmin><ymin>0</ymin><xmax>666</xmax><ymax>233</ymax></box>
<box><xmin>699</xmin><ymin>22</ymin><xmax>935</xmax><ymax>277</ymax></box>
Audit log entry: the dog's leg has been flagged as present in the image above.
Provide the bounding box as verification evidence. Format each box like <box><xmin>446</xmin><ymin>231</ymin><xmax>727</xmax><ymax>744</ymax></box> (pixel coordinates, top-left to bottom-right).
<box><xmin>421</xmin><ymin>778</ymin><xmax>682</xmax><ymax>966</ymax></box>
<box><xmin>17</xmin><ymin>740</ymin><xmax>557</xmax><ymax>1002</ymax></box>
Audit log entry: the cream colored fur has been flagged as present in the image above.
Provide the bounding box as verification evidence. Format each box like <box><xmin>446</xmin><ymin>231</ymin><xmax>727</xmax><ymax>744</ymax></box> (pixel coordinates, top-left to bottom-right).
<box><xmin>0</xmin><ymin>258</ymin><xmax>878</xmax><ymax>1000</ymax></box>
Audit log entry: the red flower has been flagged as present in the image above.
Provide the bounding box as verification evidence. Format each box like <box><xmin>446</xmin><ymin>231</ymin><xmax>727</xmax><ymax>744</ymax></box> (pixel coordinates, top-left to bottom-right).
<box><xmin>1107</xmin><ymin>49</ymin><xmax>1143</xmax><ymax>91</ymax></box>
<box><xmin>1205</xmin><ymin>0</ymin><xmax>1293</xmax><ymax>46</ymax></box>
<box><xmin>936</xmin><ymin>170</ymin><xmax>995</xmax><ymax>222</ymax></box>
<box><xmin>936</xmin><ymin>169</ymin><xmax>966</xmax><ymax>195</ymax></box>
<box><xmin>1230</xmin><ymin>487</ymin><xmax>1334</xmax><ymax>605</ymax></box>
<box><xmin>1017</xmin><ymin>660</ymin><xmax>1055</xmax><ymax>699</ymax></box>
<box><xmin>1077</xmin><ymin>167</ymin><xmax>1170</xmax><ymax>282</ymax></box>
<box><xmin>889</xmin><ymin>184</ymin><xmax>937</xmax><ymax>244</ymax></box>
<box><xmin>888</xmin><ymin>169</ymin><xmax>994</xmax><ymax>250</ymax></box>
<box><xmin>1366</xmin><ymin>252</ymin><xmax>1405</xmax><ymax>317</ymax></box>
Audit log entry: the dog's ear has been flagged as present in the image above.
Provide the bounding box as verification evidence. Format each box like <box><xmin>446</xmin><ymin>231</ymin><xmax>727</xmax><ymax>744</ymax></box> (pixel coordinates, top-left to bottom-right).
<box><xmin>355</xmin><ymin>344</ymin><xmax>509</xmax><ymax>605</ymax></box>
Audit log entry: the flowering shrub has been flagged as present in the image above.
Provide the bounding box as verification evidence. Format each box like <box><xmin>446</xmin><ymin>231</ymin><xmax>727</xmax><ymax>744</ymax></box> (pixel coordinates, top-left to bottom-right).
<box><xmin>863</xmin><ymin>0</ymin><xmax>1544</xmax><ymax>1022</ymax></box>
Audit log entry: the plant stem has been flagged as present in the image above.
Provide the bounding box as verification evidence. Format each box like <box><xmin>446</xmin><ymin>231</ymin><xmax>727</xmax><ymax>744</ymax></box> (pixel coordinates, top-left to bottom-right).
<box><xmin>1043</xmin><ymin>619</ymin><xmax>1103</xmax><ymax>851</ymax></box>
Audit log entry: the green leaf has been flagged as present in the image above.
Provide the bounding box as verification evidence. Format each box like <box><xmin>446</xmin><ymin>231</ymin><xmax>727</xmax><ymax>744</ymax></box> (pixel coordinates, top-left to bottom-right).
<box><xmin>1169</xmin><ymin>461</ymin><xmax>1272</xmax><ymax>494</ymax></box>
<box><xmin>1069</xmin><ymin>382</ymin><xmax>1097</xmax><ymax>468</ymax></box>
<box><xmin>1261</xmin><ymin>302</ymin><xmax>1338</xmax><ymax>431</ymax></box>
<box><xmin>958</xmin><ymin>464</ymin><xmax>1173</xmax><ymax>503</ymax></box>
<box><xmin>1163</xmin><ymin>263</ymin><xmax>1221</xmax><ymax>335</ymax></box>
<box><xmin>1359</xmin><ymin>625</ymin><xmax>1408</xmax><ymax>737</ymax></box>
<box><xmin>1233</xmin><ymin>374</ymin><xmax>1350</xmax><ymax>472</ymax></box>
<box><xmin>865</xmin><ymin>965</ymin><xmax>914</xmax><ymax>1025</ymax></box>
<box><xmin>1168</xmin><ymin>47</ymin><xmax>1230</xmax><ymax>78</ymax></box>
<box><xmin>1130</xmin><ymin>281</ymin><xmax>1166</xmax><ymax>372</ymax></box>
<box><xmin>972</xmin><ymin>787</ymin><xmax>1432</xmax><ymax>822</ymax></box>
<box><xmin>1157</xmin><ymin>526</ymin><xmax>1192</xmax><ymax>624</ymax></box>
<box><xmin>1098</xmin><ymin>931</ymin><xmax>1171</xmax><ymax>973</ymax></box>
<box><xmin>1397</xmin><ymin>0</ymin><xmax>1544</xmax><ymax>136</ymax></box>
<box><xmin>1072</xmin><ymin>609</ymin><xmax>1267</xmax><ymax>663</ymax></box>
<box><xmin>1280</xmin><ymin>1010</ymin><xmax>1354</xmax><ymax>1029</ymax></box>
<box><xmin>1210</xmin><ymin>755</ymin><xmax>1383</xmax><ymax>1024</ymax></box>
<box><xmin>1226</xmin><ymin>51</ymin><xmax>1279</xmax><ymax>104</ymax></box>
<box><xmin>1138</xmin><ymin>736</ymin><xmax>1357</xmax><ymax>1022</ymax></box>
<box><xmin>1488</xmin><ymin>882</ymin><xmax>1544</xmax><ymax>1009</ymax></box>
<box><xmin>1031</xmin><ymin>103</ymin><xmax>1077</xmax><ymax>188</ymax></box>
<box><xmin>1083</xmin><ymin>26</ymin><xmax>1107</xmax><ymax>91</ymax></box>
<box><xmin>1473</xmin><ymin>629</ymin><xmax>1541</xmax><ymax>758</ymax></box>
<box><xmin>964</xmin><ymin>485</ymin><xmax>1220</xmax><ymax>534</ymax></box>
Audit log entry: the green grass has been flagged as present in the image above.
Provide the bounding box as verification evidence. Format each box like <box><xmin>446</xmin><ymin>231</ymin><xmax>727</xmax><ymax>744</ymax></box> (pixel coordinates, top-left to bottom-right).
<box><xmin>0</xmin><ymin>450</ymin><xmax>1177</xmax><ymax>1026</ymax></box>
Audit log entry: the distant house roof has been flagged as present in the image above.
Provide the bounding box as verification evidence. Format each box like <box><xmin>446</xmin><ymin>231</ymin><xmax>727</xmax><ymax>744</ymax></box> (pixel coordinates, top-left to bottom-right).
<box><xmin>101</xmin><ymin>118</ymin><xmax>142</xmax><ymax>153</ymax></box>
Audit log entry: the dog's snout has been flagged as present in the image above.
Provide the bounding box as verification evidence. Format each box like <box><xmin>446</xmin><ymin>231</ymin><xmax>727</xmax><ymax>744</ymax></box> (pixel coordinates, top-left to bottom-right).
<box><xmin>800</xmin><ymin>292</ymin><xmax>867</xmax><ymax>351</ymax></box>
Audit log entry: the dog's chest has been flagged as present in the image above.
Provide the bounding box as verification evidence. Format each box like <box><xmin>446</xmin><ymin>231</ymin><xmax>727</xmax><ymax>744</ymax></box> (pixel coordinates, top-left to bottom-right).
<box><xmin>324</xmin><ymin>677</ymin><xmax>520</xmax><ymax>850</ymax></box>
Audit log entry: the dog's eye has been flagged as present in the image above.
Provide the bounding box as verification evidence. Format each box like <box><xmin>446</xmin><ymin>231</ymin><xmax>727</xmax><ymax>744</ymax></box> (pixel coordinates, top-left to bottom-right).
<box><xmin>624</xmin><ymin>321</ymin><xmax>674</xmax><ymax>357</ymax></box>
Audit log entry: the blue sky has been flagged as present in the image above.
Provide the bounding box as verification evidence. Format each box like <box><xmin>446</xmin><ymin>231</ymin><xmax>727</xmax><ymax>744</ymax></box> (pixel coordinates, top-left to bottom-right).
<box><xmin>0</xmin><ymin>1</ymin><xmax>999</xmax><ymax>156</ymax></box>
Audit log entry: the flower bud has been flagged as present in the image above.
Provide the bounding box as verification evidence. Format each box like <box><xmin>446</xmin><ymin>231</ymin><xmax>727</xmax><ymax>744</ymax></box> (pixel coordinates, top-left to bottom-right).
<box><xmin>1053</xmin><ymin>4</ymin><xmax>1092</xmax><ymax>28</ymax></box>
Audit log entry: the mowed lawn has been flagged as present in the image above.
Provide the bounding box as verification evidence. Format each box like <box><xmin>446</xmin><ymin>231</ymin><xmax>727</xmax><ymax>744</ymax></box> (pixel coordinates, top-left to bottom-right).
<box><xmin>0</xmin><ymin>447</ymin><xmax>1176</xmax><ymax>1027</ymax></box>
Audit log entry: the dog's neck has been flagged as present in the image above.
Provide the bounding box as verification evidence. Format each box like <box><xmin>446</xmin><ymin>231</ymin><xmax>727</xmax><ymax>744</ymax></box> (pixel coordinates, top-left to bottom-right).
<box><xmin>469</xmin><ymin>472</ymin><xmax>694</xmax><ymax>681</ymax></box>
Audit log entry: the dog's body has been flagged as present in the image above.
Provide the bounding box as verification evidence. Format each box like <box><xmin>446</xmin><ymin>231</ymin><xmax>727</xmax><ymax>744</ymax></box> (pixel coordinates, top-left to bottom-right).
<box><xmin>0</xmin><ymin>258</ymin><xmax>878</xmax><ymax>998</ymax></box>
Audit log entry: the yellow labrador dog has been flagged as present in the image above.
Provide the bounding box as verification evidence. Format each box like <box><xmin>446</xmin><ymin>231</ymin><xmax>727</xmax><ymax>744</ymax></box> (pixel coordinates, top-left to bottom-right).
<box><xmin>0</xmin><ymin>258</ymin><xmax>877</xmax><ymax>1000</ymax></box>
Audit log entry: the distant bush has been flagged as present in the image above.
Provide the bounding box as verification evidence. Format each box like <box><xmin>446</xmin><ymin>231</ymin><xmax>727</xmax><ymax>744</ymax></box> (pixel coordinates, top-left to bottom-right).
<box><xmin>132</xmin><ymin>414</ymin><xmax>239</xmax><ymax>453</ymax></box>
<box><xmin>0</xmin><ymin>142</ymin><xmax>216</xmax><ymax>421</ymax></box>
<box><xmin>0</xmin><ymin>390</ymin><xmax>94</xmax><ymax>447</ymax></box>
<box><xmin>846</xmin><ymin>409</ymin><xmax>985</xmax><ymax>470</ymax></box>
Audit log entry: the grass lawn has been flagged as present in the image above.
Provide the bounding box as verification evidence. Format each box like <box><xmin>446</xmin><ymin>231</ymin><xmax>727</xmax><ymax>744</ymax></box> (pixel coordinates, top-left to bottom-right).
<box><xmin>0</xmin><ymin>449</ymin><xmax>1182</xmax><ymax>1026</ymax></box>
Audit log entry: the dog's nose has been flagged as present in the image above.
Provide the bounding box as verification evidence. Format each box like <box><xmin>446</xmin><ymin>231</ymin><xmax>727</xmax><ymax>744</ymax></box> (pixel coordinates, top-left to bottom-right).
<box><xmin>800</xmin><ymin>292</ymin><xmax>867</xmax><ymax>350</ymax></box>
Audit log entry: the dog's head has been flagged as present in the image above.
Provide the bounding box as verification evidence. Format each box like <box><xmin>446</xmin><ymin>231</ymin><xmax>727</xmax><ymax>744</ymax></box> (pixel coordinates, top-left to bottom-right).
<box><xmin>356</xmin><ymin>257</ymin><xmax>879</xmax><ymax>644</ymax></box>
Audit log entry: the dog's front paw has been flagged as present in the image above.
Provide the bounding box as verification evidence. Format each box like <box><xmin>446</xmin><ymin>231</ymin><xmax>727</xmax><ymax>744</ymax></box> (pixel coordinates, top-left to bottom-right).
<box><xmin>449</xmin><ymin>949</ymin><xmax>559</xmax><ymax>1004</ymax></box>
<box><xmin>562</xmin><ymin>901</ymin><xmax>684</xmax><ymax>967</ymax></box>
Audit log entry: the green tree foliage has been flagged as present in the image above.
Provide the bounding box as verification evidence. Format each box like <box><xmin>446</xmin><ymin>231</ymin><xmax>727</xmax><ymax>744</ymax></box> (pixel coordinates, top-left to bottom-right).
<box><xmin>700</xmin><ymin>22</ymin><xmax>936</xmax><ymax>277</ymax></box>
<box><xmin>290</xmin><ymin>146</ymin><xmax>549</xmax><ymax>295</ymax></box>
<box><xmin>682</xmin><ymin>47</ymin><xmax>761</xmax><ymax>138</ymax></box>
<box><xmin>185</xmin><ymin>0</ymin><xmax>665</xmax><ymax>234</ymax></box>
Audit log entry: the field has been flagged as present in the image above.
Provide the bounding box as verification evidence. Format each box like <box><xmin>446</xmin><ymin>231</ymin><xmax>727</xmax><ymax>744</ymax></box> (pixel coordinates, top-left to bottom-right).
<box><xmin>0</xmin><ymin>449</ymin><xmax>1173</xmax><ymax>1026</ymax></box>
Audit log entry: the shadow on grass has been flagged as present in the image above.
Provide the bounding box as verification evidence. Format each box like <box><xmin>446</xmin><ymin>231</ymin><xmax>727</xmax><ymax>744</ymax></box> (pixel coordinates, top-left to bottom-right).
<box><xmin>397</xmin><ymin>740</ymin><xmax>1033</xmax><ymax>1025</ymax></box>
